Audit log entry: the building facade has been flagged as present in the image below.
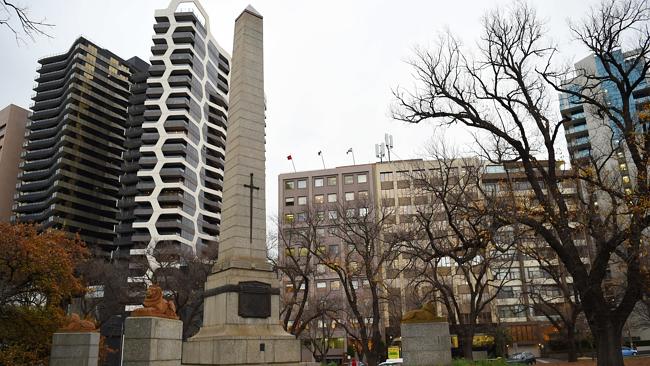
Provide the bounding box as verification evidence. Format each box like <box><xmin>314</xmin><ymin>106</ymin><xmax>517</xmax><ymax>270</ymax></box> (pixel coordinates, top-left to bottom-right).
<box><xmin>128</xmin><ymin>0</ymin><xmax>231</xmax><ymax>276</ymax></box>
<box><xmin>560</xmin><ymin>50</ymin><xmax>649</xmax><ymax>191</ymax></box>
<box><xmin>279</xmin><ymin>164</ymin><xmax>376</xmax><ymax>362</ymax></box>
<box><xmin>13</xmin><ymin>37</ymin><xmax>146</xmax><ymax>251</ymax></box>
<box><xmin>0</xmin><ymin>104</ymin><xmax>29</xmax><ymax>222</ymax></box>
<box><xmin>278</xmin><ymin>159</ymin><xmax>584</xmax><ymax>358</ymax></box>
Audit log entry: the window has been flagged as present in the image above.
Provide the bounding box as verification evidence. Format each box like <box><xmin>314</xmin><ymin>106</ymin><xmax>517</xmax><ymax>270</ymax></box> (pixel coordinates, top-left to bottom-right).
<box><xmin>314</xmin><ymin>194</ymin><xmax>325</xmax><ymax>204</ymax></box>
<box><xmin>331</xmin><ymin>280</ymin><xmax>340</xmax><ymax>290</ymax></box>
<box><xmin>317</xmin><ymin>264</ymin><xmax>327</xmax><ymax>274</ymax></box>
<box><xmin>359</xmin><ymin>207</ymin><xmax>368</xmax><ymax>217</ymax></box>
<box><xmin>328</xmin><ymin>210</ymin><xmax>337</xmax><ymax>219</ymax></box>
<box><xmin>439</xmin><ymin>257</ymin><xmax>451</xmax><ymax>267</ymax></box>
<box><xmin>316</xmin><ymin>211</ymin><xmax>325</xmax><ymax>220</ymax></box>
<box><xmin>485</xmin><ymin>165</ymin><xmax>505</xmax><ymax>174</ymax></box>
<box><xmin>316</xmin><ymin>228</ymin><xmax>326</xmax><ymax>236</ymax></box>
<box><xmin>498</xmin><ymin>305</ymin><xmax>525</xmax><ymax>318</ymax></box>
<box><xmin>329</xmin><ymin>245</ymin><xmax>339</xmax><ymax>256</ymax></box>
<box><xmin>344</xmin><ymin>175</ymin><xmax>354</xmax><ymax>184</ymax></box>
<box><xmin>297</xmin><ymin>212</ymin><xmax>307</xmax><ymax>222</ymax></box>
<box><xmin>623</xmin><ymin>175</ymin><xmax>630</xmax><ymax>184</ymax></box>
<box><xmin>346</xmin><ymin>208</ymin><xmax>356</xmax><ymax>217</ymax></box>
<box><xmin>285</xmin><ymin>180</ymin><xmax>295</xmax><ymax>189</ymax></box>
<box><xmin>297</xmin><ymin>196</ymin><xmax>307</xmax><ymax>205</ymax></box>
<box><xmin>396</xmin><ymin>171</ymin><xmax>410</xmax><ymax>181</ymax></box>
<box><xmin>619</xmin><ymin>163</ymin><xmax>627</xmax><ymax>171</ymax></box>
<box><xmin>327</xmin><ymin>176</ymin><xmax>337</xmax><ymax>186</ymax></box>
<box><xmin>352</xmin><ymin>280</ymin><xmax>359</xmax><ymax>289</ymax></box>
<box><xmin>314</xmin><ymin>178</ymin><xmax>324</xmax><ymax>187</ymax></box>
<box><xmin>284</xmin><ymin>214</ymin><xmax>294</xmax><ymax>223</ymax></box>
<box><xmin>317</xmin><ymin>281</ymin><xmax>327</xmax><ymax>289</ymax></box>
<box><xmin>345</xmin><ymin>192</ymin><xmax>354</xmax><ymax>201</ymax></box>
<box><xmin>358</xmin><ymin>190</ymin><xmax>368</xmax><ymax>199</ymax></box>
<box><xmin>357</xmin><ymin>174</ymin><xmax>367</xmax><ymax>183</ymax></box>
<box><xmin>297</xmin><ymin>179</ymin><xmax>307</xmax><ymax>189</ymax></box>
<box><xmin>327</xmin><ymin>193</ymin><xmax>337</xmax><ymax>203</ymax></box>
<box><xmin>380</xmin><ymin>172</ymin><xmax>393</xmax><ymax>182</ymax></box>
<box><xmin>497</xmin><ymin>286</ymin><xmax>521</xmax><ymax>299</ymax></box>
<box><xmin>285</xmin><ymin>197</ymin><xmax>295</xmax><ymax>206</ymax></box>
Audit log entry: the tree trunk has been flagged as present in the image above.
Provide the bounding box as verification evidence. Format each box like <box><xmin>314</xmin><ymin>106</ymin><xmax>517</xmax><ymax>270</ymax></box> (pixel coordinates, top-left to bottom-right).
<box><xmin>566</xmin><ymin>326</ymin><xmax>577</xmax><ymax>362</ymax></box>
<box><xmin>591</xmin><ymin>317</ymin><xmax>624</xmax><ymax>366</ymax></box>
<box><xmin>460</xmin><ymin>332</ymin><xmax>474</xmax><ymax>361</ymax></box>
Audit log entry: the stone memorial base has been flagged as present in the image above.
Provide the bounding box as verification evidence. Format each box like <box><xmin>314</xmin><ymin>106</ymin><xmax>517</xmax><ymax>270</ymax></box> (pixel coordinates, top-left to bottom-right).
<box><xmin>181</xmin><ymin>266</ymin><xmax>302</xmax><ymax>366</ymax></box>
<box><xmin>123</xmin><ymin>316</ymin><xmax>183</xmax><ymax>366</ymax></box>
<box><xmin>49</xmin><ymin>332</ymin><xmax>99</xmax><ymax>366</ymax></box>
<box><xmin>401</xmin><ymin>322</ymin><xmax>452</xmax><ymax>366</ymax></box>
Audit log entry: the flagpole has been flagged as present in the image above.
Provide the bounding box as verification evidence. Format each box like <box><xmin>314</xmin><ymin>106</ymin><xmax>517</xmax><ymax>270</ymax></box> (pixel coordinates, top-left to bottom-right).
<box><xmin>291</xmin><ymin>159</ymin><xmax>296</xmax><ymax>172</ymax></box>
<box><xmin>347</xmin><ymin>148</ymin><xmax>356</xmax><ymax>165</ymax></box>
<box><xmin>319</xmin><ymin>151</ymin><xmax>325</xmax><ymax>169</ymax></box>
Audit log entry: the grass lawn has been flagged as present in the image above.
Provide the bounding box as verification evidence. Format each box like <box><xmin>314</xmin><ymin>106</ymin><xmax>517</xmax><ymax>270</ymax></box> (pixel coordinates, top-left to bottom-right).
<box><xmin>539</xmin><ymin>358</ymin><xmax>649</xmax><ymax>366</ymax></box>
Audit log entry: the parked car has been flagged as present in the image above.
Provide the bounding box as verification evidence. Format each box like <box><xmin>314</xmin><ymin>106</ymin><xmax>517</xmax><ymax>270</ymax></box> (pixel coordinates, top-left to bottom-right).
<box><xmin>506</xmin><ymin>352</ymin><xmax>536</xmax><ymax>365</ymax></box>
<box><xmin>378</xmin><ymin>358</ymin><xmax>403</xmax><ymax>366</ymax></box>
<box><xmin>622</xmin><ymin>346</ymin><xmax>638</xmax><ymax>357</ymax></box>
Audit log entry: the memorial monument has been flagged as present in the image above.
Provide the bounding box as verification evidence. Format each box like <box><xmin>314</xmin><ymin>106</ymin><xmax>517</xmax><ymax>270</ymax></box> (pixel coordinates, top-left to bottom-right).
<box><xmin>182</xmin><ymin>5</ymin><xmax>302</xmax><ymax>366</ymax></box>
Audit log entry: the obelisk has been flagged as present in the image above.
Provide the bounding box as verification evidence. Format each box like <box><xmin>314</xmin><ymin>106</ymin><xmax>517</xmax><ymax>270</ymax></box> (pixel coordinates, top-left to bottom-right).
<box><xmin>182</xmin><ymin>6</ymin><xmax>302</xmax><ymax>366</ymax></box>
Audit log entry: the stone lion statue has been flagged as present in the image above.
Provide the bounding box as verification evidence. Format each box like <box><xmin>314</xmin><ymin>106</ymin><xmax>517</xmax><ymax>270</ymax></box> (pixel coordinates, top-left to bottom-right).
<box><xmin>401</xmin><ymin>301</ymin><xmax>443</xmax><ymax>323</ymax></box>
<box><xmin>60</xmin><ymin>313</ymin><xmax>97</xmax><ymax>332</ymax></box>
<box><xmin>132</xmin><ymin>284</ymin><xmax>179</xmax><ymax>320</ymax></box>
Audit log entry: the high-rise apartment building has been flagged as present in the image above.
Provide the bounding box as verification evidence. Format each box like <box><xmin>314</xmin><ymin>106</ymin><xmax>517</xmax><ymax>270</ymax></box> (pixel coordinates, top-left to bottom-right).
<box><xmin>13</xmin><ymin>37</ymin><xmax>147</xmax><ymax>251</ymax></box>
<box><xmin>128</xmin><ymin>0</ymin><xmax>231</xmax><ymax>273</ymax></box>
<box><xmin>0</xmin><ymin>104</ymin><xmax>29</xmax><ymax>221</ymax></box>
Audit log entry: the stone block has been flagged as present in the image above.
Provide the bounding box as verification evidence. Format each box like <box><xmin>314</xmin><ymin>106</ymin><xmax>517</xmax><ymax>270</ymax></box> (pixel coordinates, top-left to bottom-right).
<box><xmin>123</xmin><ymin>317</ymin><xmax>182</xmax><ymax>366</ymax></box>
<box><xmin>401</xmin><ymin>322</ymin><xmax>452</xmax><ymax>366</ymax></box>
<box><xmin>49</xmin><ymin>332</ymin><xmax>99</xmax><ymax>366</ymax></box>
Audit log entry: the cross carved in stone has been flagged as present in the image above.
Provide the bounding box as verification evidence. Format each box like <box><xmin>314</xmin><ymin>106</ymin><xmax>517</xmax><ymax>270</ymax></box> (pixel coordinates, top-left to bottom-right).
<box><xmin>243</xmin><ymin>173</ymin><xmax>260</xmax><ymax>243</ymax></box>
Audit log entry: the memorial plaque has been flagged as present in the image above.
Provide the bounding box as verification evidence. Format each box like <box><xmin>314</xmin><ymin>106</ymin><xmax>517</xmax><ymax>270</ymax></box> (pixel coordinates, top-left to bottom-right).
<box><xmin>238</xmin><ymin>281</ymin><xmax>271</xmax><ymax>318</ymax></box>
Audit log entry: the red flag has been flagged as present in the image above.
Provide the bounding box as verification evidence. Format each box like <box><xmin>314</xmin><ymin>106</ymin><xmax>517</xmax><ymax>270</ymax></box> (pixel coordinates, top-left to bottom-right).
<box><xmin>287</xmin><ymin>155</ymin><xmax>292</xmax><ymax>160</ymax></box>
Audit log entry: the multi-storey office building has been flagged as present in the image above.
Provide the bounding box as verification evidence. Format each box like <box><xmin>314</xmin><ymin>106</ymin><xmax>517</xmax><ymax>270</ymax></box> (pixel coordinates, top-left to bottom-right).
<box><xmin>13</xmin><ymin>37</ymin><xmax>147</xmax><ymax>250</ymax></box>
<box><xmin>128</xmin><ymin>0</ymin><xmax>231</xmax><ymax>275</ymax></box>
<box><xmin>279</xmin><ymin>159</ymin><xmax>585</xmax><ymax>358</ymax></box>
<box><xmin>0</xmin><ymin>104</ymin><xmax>29</xmax><ymax>221</ymax></box>
<box><xmin>560</xmin><ymin>50</ymin><xmax>649</xmax><ymax>191</ymax></box>
<box><xmin>279</xmin><ymin>164</ymin><xmax>376</xmax><ymax>363</ymax></box>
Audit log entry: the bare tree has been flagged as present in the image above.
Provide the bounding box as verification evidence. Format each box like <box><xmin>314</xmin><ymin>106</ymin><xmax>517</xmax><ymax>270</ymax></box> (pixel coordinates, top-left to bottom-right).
<box><xmin>271</xmin><ymin>213</ymin><xmax>323</xmax><ymax>337</ymax></box>
<box><xmin>402</xmin><ymin>157</ymin><xmax>519</xmax><ymax>360</ymax></box>
<box><xmin>302</xmin><ymin>200</ymin><xmax>402</xmax><ymax>366</ymax></box>
<box><xmin>393</xmin><ymin>1</ymin><xmax>650</xmax><ymax>365</ymax></box>
<box><xmin>520</xmin><ymin>236</ymin><xmax>585</xmax><ymax>362</ymax></box>
<box><xmin>1</xmin><ymin>0</ymin><xmax>53</xmax><ymax>43</ymax></box>
<box><xmin>150</xmin><ymin>244</ymin><xmax>217</xmax><ymax>339</ymax></box>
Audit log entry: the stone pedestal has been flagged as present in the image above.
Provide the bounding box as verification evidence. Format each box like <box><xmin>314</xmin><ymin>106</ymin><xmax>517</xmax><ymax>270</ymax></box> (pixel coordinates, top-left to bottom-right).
<box><xmin>123</xmin><ymin>316</ymin><xmax>182</xmax><ymax>366</ymax></box>
<box><xmin>182</xmin><ymin>267</ymin><xmax>301</xmax><ymax>365</ymax></box>
<box><xmin>401</xmin><ymin>322</ymin><xmax>452</xmax><ymax>366</ymax></box>
<box><xmin>49</xmin><ymin>332</ymin><xmax>99</xmax><ymax>366</ymax></box>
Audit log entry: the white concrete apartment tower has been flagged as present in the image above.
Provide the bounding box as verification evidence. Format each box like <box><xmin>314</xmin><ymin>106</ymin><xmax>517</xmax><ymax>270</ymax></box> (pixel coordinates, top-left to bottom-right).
<box><xmin>130</xmin><ymin>0</ymin><xmax>231</xmax><ymax>273</ymax></box>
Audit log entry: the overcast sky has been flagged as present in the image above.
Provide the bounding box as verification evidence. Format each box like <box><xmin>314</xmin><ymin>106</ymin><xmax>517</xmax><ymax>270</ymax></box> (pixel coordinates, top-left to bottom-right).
<box><xmin>0</xmin><ymin>0</ymin><xmax>596</xmax><ymax>227</ymax></box>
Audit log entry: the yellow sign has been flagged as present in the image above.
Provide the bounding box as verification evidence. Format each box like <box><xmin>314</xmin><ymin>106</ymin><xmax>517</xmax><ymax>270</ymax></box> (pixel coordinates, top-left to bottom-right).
<box><xmin>387</xmin><ymin>346</ymin><xmax>400</xmax><ymax>359</ymax></box>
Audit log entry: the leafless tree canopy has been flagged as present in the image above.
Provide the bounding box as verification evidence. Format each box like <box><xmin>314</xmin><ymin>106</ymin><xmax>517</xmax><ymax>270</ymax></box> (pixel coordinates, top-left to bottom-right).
<box><xmin>393</xmin><ymin>1</ymin><xmax>649</xmax><ymax>365</ymax></box>
<box><xmin>0</xmin><ymin>0</ymin><xmax>53</xmax><ymax>44</ymax></box>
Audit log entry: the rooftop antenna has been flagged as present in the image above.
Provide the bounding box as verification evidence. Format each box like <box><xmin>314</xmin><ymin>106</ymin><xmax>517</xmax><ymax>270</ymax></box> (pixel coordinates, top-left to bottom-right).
<box><xmin>375</xmin><ymin>143</ymin><xmax>386</xmax><ymax>163</ymax></box>
<box><xmin>384</xmin><ymin>133</ymin><xmax>394</xmax><ymax>162</ymax></box>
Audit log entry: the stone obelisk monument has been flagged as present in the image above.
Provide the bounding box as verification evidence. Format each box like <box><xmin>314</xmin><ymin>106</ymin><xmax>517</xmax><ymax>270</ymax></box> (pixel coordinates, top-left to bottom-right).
<box><xmin>182</xmin><ymin>6</ymin><xmax>301</xmax><ymax>366</ymax></box>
